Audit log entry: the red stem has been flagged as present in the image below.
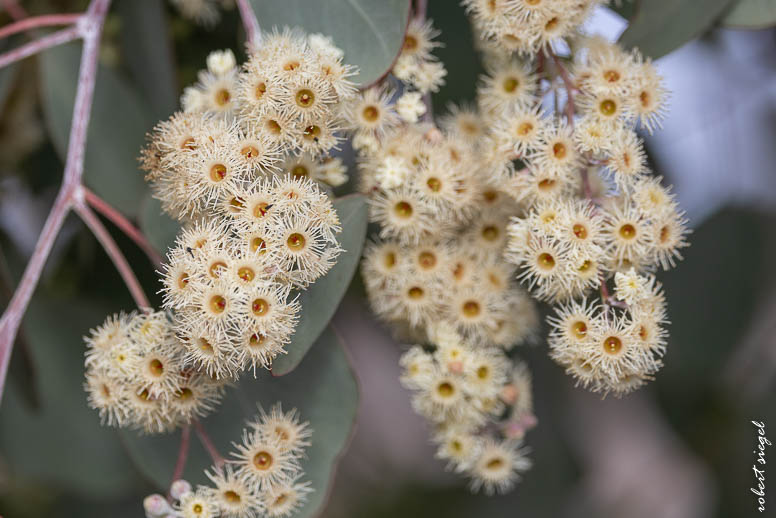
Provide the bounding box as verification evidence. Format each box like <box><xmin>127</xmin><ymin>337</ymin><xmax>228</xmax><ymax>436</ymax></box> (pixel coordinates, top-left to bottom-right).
<box><xmin>169</xmin><ymin>424</ymin><xmax>191</xmax><ymax>492</ymax></box>
<box><xmin>1</xmin><ymin>0</ymin><xmax>27</xmax><ymax>20</ymax></box>
<box><xmin>0</xmin><ymin>13</ymin><xmax>81</xmax><ymax>40</ymax></box>
<box><xmin>84</xmin><ymin>188</ymin><xmax>163</xmax><ymax>268</ymax></box>
<box><xmin>235</xmin><ymin>0</ymin><xmax>260</xmax><ymax>47</ymax></box>
<box><xmin>73</xmin><ymin>198</ymin><xmax>150</xmax><ymax>309</ymax></box>
<box><xmin>195</xmin><ymin>420</ymin><xmax>225</xmax><ymax>469</ymax></box>
<box><xmin>0</xmin><ymin>25</ymin><xmax>80</xmax><ymax>68</ymax></box>
<box><xmin>415</xmin><ymin>0</ymin><xmax>428</xmax><ymax>19</ymax></box>
<box><xmin>550</xmin><ymin>51</ymin><xmax>576</xmax><ymax>127</ymax></box>
<box><xmin>0</xmin><ymin>0</ymin><xmax>112</xmax><ymax>403</ymax></box>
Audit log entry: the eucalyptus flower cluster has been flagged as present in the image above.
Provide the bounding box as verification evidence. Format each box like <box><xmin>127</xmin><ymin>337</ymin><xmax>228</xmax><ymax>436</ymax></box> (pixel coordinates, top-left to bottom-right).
<box><xmin>144</xmin><ymin>405</ymin><xmax>313</xmax><ymax>518</ymax></box>
<box><xmin>400</xmin><ymin>325</ymin><xmax>535</xmax><ymax>494</ymax></box>
<box><xmin>353</xmin><ymin>17</ymin><xmax>540</xmax><ymax>495</ymax></box>
<box><xmin>86</xmin><ymin>31</ymin><xmax>353</xmax><ymax>432</ymax></box>
<box><xmin>355</xmin><ymin>0</ymin><xmax>690</xmax><ymax>494</ymax></box>
<box><xmin>82</xmin><ymin>27</ymin><xmax>355</xmax><ymax>518</ymax></box>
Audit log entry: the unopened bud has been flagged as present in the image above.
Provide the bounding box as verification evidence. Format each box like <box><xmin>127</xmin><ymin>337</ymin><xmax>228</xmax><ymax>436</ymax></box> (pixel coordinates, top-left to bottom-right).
<box><xmin>170</xmin><ymin>479</ymin><xmax>192</xmax><ymax>501</ymax></box>
<box><xmin>143</xmin><ymin>494</ymin><xmax>173</xmax><ymax>518</ymax></box>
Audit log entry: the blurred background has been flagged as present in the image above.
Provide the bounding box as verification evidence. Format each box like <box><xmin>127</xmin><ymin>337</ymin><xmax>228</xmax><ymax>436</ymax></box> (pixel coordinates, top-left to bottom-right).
<box><xmin>1</xmin><ymin>1</ymin><xmax>775</xmax><ymax>517</ymax></box>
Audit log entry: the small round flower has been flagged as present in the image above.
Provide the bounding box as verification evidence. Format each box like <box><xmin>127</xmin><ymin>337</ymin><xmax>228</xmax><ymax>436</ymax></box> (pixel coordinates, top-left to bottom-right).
<box><xmin>547</xmin><ymin>298</ymin><xmax>598</xmax><ymax>365</ymax></box>
<box><xmin>628</xmin><ymin>58</ymin><xmax>669</xmax><ymax>133</ymax></box>
<box><xmin>262</xmin><ymin>477</ymin><xmax>313</xmax><ymax>518</ymax></box>
<box><xmin>84</xmin><ymin>371</ymin><xmax>127</xmax><ymax>426</ymax></box>
<box><xmin>400</xmin><ymin>18</ymin><xmax>442</xmax><ymax>63</ymax></box>
<box><xmin>281</xmin><ymin>75</ymin><xmax>334</xmax><ymax>123</ymax></box>
<box><xmin>169</xmin><ymin>374</ymin><xmax>224</xmax><ymax>423</ymax></box>
<box><xmin>413</xmin><ymin>369</ymin><xmax>466</xmax><ymax>423</ymax></box>
<box><xmin>582</xmin><ymin>312</ymin><xmax>645</xmax><ymax>384</ymax></box>
<box><xmin>231</xmin><ymin>431</ymin><xmax>301</xmax><ymax>491</ymax></box>
<box><xmin>602</xmin><ymin>203</ymin><xmax>653</xmax><ymax>264</ymax></box>
<box><xmin>469</xmin><ymin>439</ymin><xmax>532</xmax><ymax>495</ymax></box>
<box><xmin>478</xmin><ymin>60</ymin><xmax>537</xmax><ymax>115</ymax></box>
<box><xmin>614</xmin><ymin>267</ymin><xmax>648</xmax><ymax>305</ymax></box>
<box><xmin>529</xmin><ymin>123</ymin><xmax>580</xmax><ymax>177</ymax></box>
<box><xmin>369</xmin><ymin>187</ymin><xmax>438</xmax><ymax>245</ymax></box>
<box><xmin>132</xmin><ymin>343</ymin><xmax>184</xmax><ymax>399</ymax></box>
<box><xmin>206</xmin><ymin>465</ymin><xmax>262</xmax><ymax>518</ymax></box>
<box><xmin>399</xmin><ymin>346</ymin><xmax>434</xmax><ymax>389</ymax></box>
<box><xmin>177</xmin><ymin>487</ymin><xmax>218</xmax><ymax>518</ymax></box>
<box><xmin>235</xmin><ymin>326</ymin><xmax>289</xmax><ymax>375</ymax></box>
<box><xmin>396</xmin><ymin>91</ymin><xmax>427</xmax><ymax>123</ymax></box>
<box><xmin>252</xmin><ymin>404</ymin><xmax>312</xmax><ymax>455</ymax></box>
<box><xmin>649</xmin><ymin>210</ymin><xmax>690</xmax><ymax>270</ymax></box>
<box><xmin>345</xmin><ymin>86</ymin><xmax>398</xmax><ymax>136</ymax></box>
<box><xmin>434</xmin><ymin>427</ymin><xmax>480</xmax><ymax>472</ymax></box>
<box><xmin>605</xmin><ymin>130</ymin><xmax>648</xmax><ymax>188</ymax></box>
<box><xmin>238</xmin><ymin>282</ymin><xmax>299</xmax><ymax>336</ymax></box>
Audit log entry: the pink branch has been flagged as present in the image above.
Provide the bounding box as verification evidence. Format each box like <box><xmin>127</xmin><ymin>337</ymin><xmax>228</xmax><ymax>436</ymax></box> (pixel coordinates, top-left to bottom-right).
<box><xmin>0</xmin><ymin>187</ymin><xmax>72</xmax><ymax>403</ymax></box>
<box><xmin>0</xmin><ymin>13</ymin><xmax>81</xmax><ymax>40</ymax></box>
<box><xmin>0</xmin><ymin>0</ymin><xmax>113</xmax><ymax>403</ymax></box>
<box><xmin>169</xmin><ymin>424</ymin><xmax>191</xmax><ymax>493</ymax></box>
<box><xmin>194</xmin><ymin>420</ymin><xmax>225</xmax><ymax>469</ymax></box>
<box><xmin>235</xmin><ymin>0</ymin><xmax>260</xmax><ymax>47</ymax></box>
<box><xmin>550</xmin><ymin>51</ymin><xmax>576</xmax><ymax>127</ymax></box>
<box><xmin>0</xmin><ymin>25</ymin><xmax>80</xmax><ymax>68</ymax></box>
<box><xmin>73</xmin><ymin>198</ymin><xmax>150</xmax><ymax>309</ymax></box>
<box><xmin>1</xmin><ymin>0</ymin><xmax>27</xmax><ymax>20</ymax></box>
<box><xmin>415</xmin><ymin>0</ymin><xmax>428</xmax><ymax>19</ymax></box>
<box><xmin>84</xmin><ymin>188</ymin><xmax>163</xmax><ymax>267</ymax></box>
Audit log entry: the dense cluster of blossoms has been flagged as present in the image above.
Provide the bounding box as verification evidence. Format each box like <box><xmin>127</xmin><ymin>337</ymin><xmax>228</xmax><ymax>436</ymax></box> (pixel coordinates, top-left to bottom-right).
<box><xmin>84</xmin><ymin>29</ymin><xmax>359</xmax><ymax>517</ymax></box>
<box><xmin>356</xmin><ymin>0</ymin><xmax>689</xmax><ymax>494</ymax></box>
<box><xmin>354</xmin><ymin>16</ymin><xmax>539</xmax><ymax>495</ymax></box>
<box><xmin>84</xmin><ymin>310</ymin><xmax>226</xmax><ymax>433</ymax></box>
<box><xmin>144</xmin><ymin>405</ymin><xmax>313</xmax><ymax>518</ymax></box>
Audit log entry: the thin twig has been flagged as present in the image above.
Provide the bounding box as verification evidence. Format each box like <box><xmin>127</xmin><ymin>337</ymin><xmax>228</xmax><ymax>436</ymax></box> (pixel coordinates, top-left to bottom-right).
<box><xmin>0</xmin><ymin>0</ymin><xmax>113</xmax><ymax>403</ymax></box>
<box><xmin>169</xmin><ymin>424</ymin><xmax>191</xmax><ymax>495</ymax></box>
<box><xmin>235</xmin><ymin>0</ymin><xmax>260</xmax><ymax>48</ymax></box>
<box><xmin>549</xmin><ymin>51</ymin><xmax>576</xmax><ymax>127</ymax></box>
<box><xmin>0</xmin><ymin>13</ymin><xmax>81</xmax><ymax>40</ymax></box>
<box><xmin>1</xmin><ymin>0</ymin><xmax>27</xmax><ymax>20</ymax></box>
<box><xmin>415</xmin><ymin>0</ymin><xmax>428</xmax><ymax>19</ymax></box>
<box><xmin>195</xmin><ymin>420</ymin><xmax>225</xmax><ymax>469</ymax></box>
<box><xmin>0</xmin><ymin>25</ymin><xmax>80</xmax><ymax>68</ymax></box>
<box><xmin>74</xmin><ymin>199</ymin><xmax>150</xmax><ymax>309</ymax></box>
<box><xmin>84</xmin><ymin>187</ymin><xmax>163</xmax><ymax>268</ymax></box>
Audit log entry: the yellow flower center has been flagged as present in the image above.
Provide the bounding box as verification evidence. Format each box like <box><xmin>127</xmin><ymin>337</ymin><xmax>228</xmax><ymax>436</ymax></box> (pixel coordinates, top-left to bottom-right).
<box><xmin>287</xmin><ymin>233</ymin><xmax>306</xmax><ymax>251</ymax></box>
<box><xmin>253</xmin><ymin>451</ymin><xmax>274</xmax><ymax>470</ymax></box>
<box><xmin>603</xmin><ymin>336</ymin><xmax>622</xmax><ymax>354</ymax></box>
<box><xmin>252</xmin><ymin>298</ymin><xmax>270</xmax><ymax>316</ymax></box>
<box><xmin>295</xmin><ymin>88</ymin><xmax>315</xmax><ymax>108</ymax></box>
<box><xmin>394</xmin><ymin>201</ymin><xmax>413</xmax><ymax>218</ymax></box>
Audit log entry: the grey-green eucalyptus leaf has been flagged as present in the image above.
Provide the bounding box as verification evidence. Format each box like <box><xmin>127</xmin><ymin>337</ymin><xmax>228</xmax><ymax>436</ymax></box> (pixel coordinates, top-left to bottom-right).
<box><xmin>618</xmin><ymin>0</ymin><xmax>737</xmax><ymax>59</ymax></box>
<box><xmin>272</xmin><ymin>194</ymin><xmax>368</xmax><ymax>376</ymax></box>
<box><xmin>0</xmin><ymin>295</ymin><xmax>138</xmax><ymax>497</ymax></box>
<box><xmin>38</xmin><ymin>42</ymin><xmax>153</xmax><ymax>218</ymax></box>
<box><xmin>139</xmin><ymin>194</ymin><xmax>179</xmax><ymax>257</ymax></box>
<box><xmin>722</xmin><ymin>0</ymin><xmax>776</xmax><ymax>28</ymax></box>
<box><xmin>118</xmin><ymin>0</ymin><xmax>178</xmax><ymax>120</ymax></box>
<box><xmin>249</xmin><ymin>0</ymin><xmax>411</xmax><ymax>85</ymax></box>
